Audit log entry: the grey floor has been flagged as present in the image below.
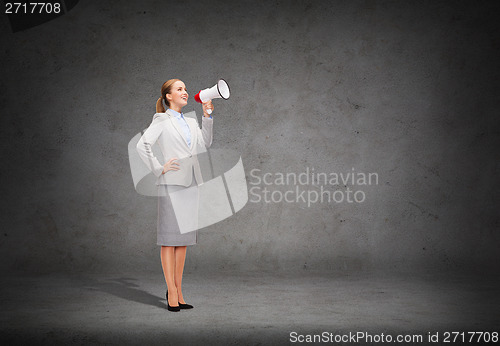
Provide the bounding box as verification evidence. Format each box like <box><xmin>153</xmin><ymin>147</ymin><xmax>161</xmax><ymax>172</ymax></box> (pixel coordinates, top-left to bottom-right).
<box><xmin>1</xmin><ymin>270</ymin><xmax>498</xmax><ymax>345</ymax></box>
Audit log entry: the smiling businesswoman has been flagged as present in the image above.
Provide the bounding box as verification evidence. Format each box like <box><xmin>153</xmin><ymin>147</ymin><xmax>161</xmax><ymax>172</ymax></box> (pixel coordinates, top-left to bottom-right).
<box><xmin>136</xmin><ymin>79</ymin><xmax>214</xmax><ymax>312</ymax></box>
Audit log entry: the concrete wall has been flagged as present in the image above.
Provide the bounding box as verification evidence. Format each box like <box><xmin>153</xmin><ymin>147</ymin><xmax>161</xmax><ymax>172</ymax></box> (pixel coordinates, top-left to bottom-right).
<box><xmin>1</xmin><ymin>0</ymin><xmax>498</xmax><ymax>275</ymax></box>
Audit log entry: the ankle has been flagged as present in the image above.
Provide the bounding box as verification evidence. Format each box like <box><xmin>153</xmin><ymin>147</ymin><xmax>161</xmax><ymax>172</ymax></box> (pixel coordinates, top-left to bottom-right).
<box><xmin>167</xmin><ymin>291</ymin><xmax>178</xmax><ymax>304</ymax></box>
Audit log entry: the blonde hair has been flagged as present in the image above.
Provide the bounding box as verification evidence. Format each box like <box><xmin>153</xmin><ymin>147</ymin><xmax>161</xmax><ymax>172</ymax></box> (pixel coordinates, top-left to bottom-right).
<box><xmin>156</xmin><ymin>78</ymin><xmax>181</xmax><ymax>113</ymax></box>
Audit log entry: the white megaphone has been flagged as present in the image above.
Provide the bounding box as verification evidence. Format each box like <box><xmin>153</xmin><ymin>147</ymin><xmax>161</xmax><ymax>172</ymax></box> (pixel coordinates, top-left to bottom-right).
<box><xmin>194</xmin><ymin>79</ymin><xmax>230</xmax><ymax>115</ymax></box>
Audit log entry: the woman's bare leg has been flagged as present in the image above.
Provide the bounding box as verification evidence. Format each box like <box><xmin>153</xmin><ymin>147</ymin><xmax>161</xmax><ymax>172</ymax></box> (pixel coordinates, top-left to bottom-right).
<box><xmin>174</xmin><ymin>246</ymin><xmax>188</xmax><ymax>304</ymax></box>
<box><xmin>161</xmin><ymin>246</ymin><xmax>178</xmax><ymax>307</ymax></box>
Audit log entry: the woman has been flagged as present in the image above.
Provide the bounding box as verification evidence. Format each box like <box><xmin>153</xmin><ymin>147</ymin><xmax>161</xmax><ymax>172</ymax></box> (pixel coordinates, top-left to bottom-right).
<box><xmin>136</xmin><ymin>79</ymin><xmax>214</xmax><ymax>312</ymax></box>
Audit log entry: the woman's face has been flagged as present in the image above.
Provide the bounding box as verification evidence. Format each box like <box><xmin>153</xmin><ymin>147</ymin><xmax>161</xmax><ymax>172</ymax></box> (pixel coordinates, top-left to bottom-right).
<box><xmin>166</xmin><ymin>80</ymin><xmax>188</xmax><ymax>109</ymax></box>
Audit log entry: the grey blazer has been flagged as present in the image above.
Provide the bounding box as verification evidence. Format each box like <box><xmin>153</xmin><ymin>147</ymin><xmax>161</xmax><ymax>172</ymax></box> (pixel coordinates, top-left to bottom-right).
<box><xmin>136</xmin><ymin>109</ymin><xmax>213</xmax><ymax>186</ymax></box>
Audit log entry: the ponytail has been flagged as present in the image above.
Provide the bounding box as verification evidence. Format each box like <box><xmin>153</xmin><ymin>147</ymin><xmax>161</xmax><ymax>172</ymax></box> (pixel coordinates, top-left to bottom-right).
<box><xmin>156</xmin><ymin>97</ymin><xmax>165</xmax><ymax>113</ymax></box>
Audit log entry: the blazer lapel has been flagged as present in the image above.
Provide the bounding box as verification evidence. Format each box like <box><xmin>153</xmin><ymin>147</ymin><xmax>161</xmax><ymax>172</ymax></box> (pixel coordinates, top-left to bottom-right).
<box><xmin>166</xmin><ymin>109</ymin><xmax>190</xmax><ymax>148</ymax></box>
<box><xmin>186</xmin><ymin>119</ymin><xmax>197</xmax><ymax>151</ymax></box>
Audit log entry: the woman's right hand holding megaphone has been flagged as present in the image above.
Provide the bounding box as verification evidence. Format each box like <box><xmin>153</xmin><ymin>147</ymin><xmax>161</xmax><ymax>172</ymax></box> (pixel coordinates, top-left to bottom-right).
<box><xmin>202</xmin><ymin>100</ymin><xmax>214</xmax><ymax>117</ymax></box>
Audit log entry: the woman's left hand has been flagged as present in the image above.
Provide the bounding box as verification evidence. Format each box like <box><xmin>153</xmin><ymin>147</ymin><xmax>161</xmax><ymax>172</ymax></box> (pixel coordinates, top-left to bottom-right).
<box><xmin>202</xmin><ymin>100</ymin><xmax>214</xmax><ymax>117</ymax></box>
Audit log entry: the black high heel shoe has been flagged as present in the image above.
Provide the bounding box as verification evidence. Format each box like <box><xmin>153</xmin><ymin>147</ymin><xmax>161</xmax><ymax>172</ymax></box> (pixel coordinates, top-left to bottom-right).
<box><xmin>178</xmin><ymin>302</ymin><xmax>194</xmax><ymax>309</ymax></box>
<box><xmin>166</xmin><ymin>290</ymin><xmax>193</xmax><ymax>309</ymax></box>
<box><xmin>165</xmin><ymin>290</ymin><xmax>180</xmax><ymax>312</ymax></box>
<box><xmin>167</xmin><ymin>303</ymin><xmax>180</xmax><ymax>312</ymax></box>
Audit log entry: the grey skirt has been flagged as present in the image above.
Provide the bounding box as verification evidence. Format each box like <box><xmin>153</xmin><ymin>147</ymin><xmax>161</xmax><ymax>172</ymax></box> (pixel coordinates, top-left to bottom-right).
<box><xmin>157</xmin><ymin>175</ymin><xmax>199</xmax><ymax>246</ymax></box>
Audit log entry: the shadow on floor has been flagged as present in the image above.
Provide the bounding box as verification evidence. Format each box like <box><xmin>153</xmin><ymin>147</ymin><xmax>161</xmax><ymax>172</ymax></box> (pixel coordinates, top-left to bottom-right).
<box><xmin>83</xmin><ymin>276</ymin><xmax>165</xmax><ymax>309</ymax></box>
